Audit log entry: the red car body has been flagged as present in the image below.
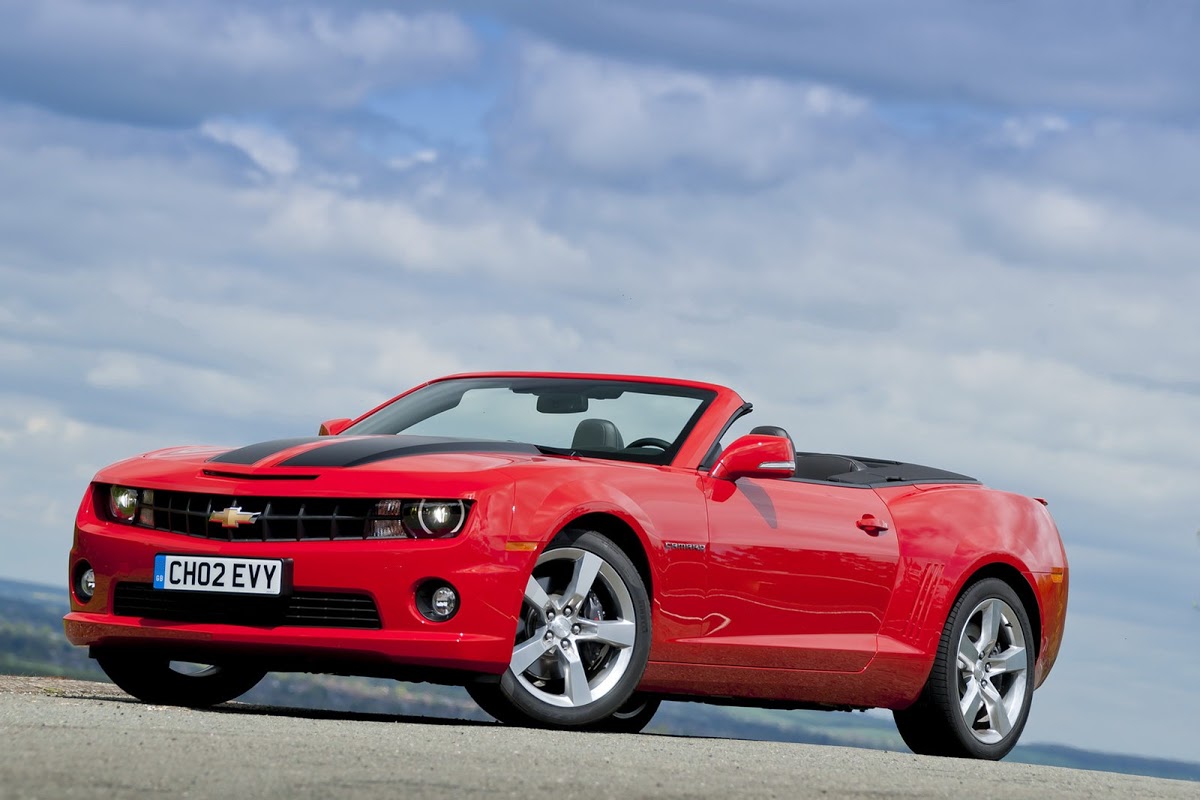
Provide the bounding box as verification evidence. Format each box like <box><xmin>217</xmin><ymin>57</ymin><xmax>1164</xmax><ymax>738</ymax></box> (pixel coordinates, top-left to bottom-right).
<box><xmin>65</xmin><ymin>372</ymin><xmax>1067</xmax><ymax>715</ymax></box>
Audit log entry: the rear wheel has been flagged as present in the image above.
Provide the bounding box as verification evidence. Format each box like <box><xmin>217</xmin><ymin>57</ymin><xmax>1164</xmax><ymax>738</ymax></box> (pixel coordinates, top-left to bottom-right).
<box><xmin>493</xmin><ymin>529</ymin><xmax>651</xmax><ymax>728</ymax></box>
<box><xmin>96</xmin><ymin>652</ymin><xmax>265</xmax><ymax>707</ymax></box>
<box><xmin>894</xmin><ymin>578</ymin><xmax>1034</xmax><ymax>760</ymax></box>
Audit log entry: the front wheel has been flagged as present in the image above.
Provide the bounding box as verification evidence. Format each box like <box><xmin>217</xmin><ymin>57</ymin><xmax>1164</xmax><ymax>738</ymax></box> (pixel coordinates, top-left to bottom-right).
<box><xmin>498</xmin><ymin>529</ymin><xmax>652</xmax><ymax>727</ymax></box>
<box><xmin>96</xmin><ymin>652</ymin><xmax>266</xmax><ymax>707</ymax></box>
<box><xmin>894</xmin><ymin>578</ymin><xmax>1035</xmax><ymax>760</ymax></box>
<box><xmin>583</xmin><ymin>693</ymin><xmax>661</xmax><ymax>733</ymax></box>
<box><xmin>468</xmin><ymin>684</ymin><xmax>661</xmax><ymax>734</ymax></box>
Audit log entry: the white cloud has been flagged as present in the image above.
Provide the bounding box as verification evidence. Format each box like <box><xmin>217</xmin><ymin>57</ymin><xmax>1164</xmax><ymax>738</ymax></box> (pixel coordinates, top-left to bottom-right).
<box><xmin>970</xmin><ymin>178</ymin><xmax>1200</xmax><ymax>274</ymax></box>
<box><xmin>201</xmin><ymin>119</ymin><xmax>299</xmax><ymax>176</ymax></box>
<box><xmin>0</xmin><ymin>1</ymin><xmax>477</xmax><ymax>124</ymax></box>
<box><xmin>997</xmin><ymin>114</ymin><xmax>1070</xmax><ymax>149</ymax></box>
<box><xmin>251</xmin><ymin>185</ymin><xmax>590</xmax><ymax>278</ymax></box>
<box><xmin>388</xmin><ymin>149</ymin><xmax>439</xmax><ymax>171</ymax></box>
<box><xmin>491</xmin><ymin>1</ymin><xmax>1200</xmax><ymax>116</ymax></box>
<box><xmin>494</xmin><ymin>44</ymin><xmax>866</xmax><ymax>185</ymax></box>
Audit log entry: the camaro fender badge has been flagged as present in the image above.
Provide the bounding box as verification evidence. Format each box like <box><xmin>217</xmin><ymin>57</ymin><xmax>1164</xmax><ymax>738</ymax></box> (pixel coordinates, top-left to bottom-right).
<box><xmin>664</xmin><ymin>542</ymin><xmax>706</xmax><ymax>552</ymax></box>
<box><xmin>209</xmin><ymin>506</ymin><xmax>261</xmax><ymax>528</ymax></box>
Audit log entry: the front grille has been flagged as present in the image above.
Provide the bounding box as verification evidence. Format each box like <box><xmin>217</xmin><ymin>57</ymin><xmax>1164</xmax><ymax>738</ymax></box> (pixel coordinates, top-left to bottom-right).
<box><xmin>138</xmin><ymin>490</ymin><xmax>377</xmax><ymax>541</ymax></box>
<box><xmin>112</xmin><ymin>582</ymin><xmax>382</xmax><ymax>629</ymax></box>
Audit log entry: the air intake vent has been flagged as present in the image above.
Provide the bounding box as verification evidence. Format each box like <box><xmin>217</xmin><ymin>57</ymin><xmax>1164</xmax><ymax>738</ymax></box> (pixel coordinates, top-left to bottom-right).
<box><xmin>112</xmin><ymin>583</ymin><xmax>382</xmax><ymax>629</ymax></box>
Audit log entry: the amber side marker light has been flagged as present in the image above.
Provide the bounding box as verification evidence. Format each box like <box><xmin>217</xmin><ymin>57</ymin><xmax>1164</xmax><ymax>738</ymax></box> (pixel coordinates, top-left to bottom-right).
<box><xmin>1051</xmin><ymin>567</ymin><xmax>1065</xmax><ymax>584</ymax></box>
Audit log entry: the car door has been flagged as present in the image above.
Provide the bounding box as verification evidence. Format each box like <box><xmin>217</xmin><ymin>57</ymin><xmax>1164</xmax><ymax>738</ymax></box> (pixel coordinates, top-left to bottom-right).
<box><xmin>701</xmin><ymin>475</ymin><xmax>900</xmax><ymax>672</ymax></box>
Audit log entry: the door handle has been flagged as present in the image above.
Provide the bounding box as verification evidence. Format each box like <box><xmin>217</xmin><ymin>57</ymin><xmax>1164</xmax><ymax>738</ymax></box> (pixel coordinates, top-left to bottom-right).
<box><xmin>856</xmin><ymin>514</ymin><xmax>889</xmax><ymax>535</ymax></box>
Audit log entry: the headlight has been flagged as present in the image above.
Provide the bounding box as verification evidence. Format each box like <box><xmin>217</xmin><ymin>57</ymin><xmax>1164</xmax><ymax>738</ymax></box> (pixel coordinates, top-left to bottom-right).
<box><xmin>108</xmin><ymin>486</ymin><xmax>140</xmax><ymax>522</ymax></box>
<box><xmin>366</xmin><ymin>499</ymin><xmax>470</xmax><ymax>539</ymax></box>
<box><xmin>415</xmin><ymin>500</ymin><xmax>467</xmax><ymax>536</ymax></box>
<box><xmin>106</xmin><ymin>486</ymin><xmax>155</xmax><ymax>525</ymax></box>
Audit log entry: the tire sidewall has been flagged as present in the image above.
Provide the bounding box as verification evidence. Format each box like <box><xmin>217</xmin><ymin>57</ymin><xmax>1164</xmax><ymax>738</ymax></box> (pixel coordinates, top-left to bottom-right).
<box><xmin>585</xmin><ymin>695</ymin><xmax>662</xmax><ymax>733</ymax></box>
<box><xmin>939</xmin><ymin>578</ymin><xmax>1036</xmax><ymax>759</ymax></box>
<box><xmin>500</xmin><ymin>529</ymin><xmax>652</xmax><ymax>727</ymax></box>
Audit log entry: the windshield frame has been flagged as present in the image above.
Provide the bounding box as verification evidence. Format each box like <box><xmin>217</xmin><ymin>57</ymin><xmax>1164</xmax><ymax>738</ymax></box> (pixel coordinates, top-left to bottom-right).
<box><xmin>342</xmin><ymin>376</ymin><xmax>719</xmax><ymax>466</ymax></box>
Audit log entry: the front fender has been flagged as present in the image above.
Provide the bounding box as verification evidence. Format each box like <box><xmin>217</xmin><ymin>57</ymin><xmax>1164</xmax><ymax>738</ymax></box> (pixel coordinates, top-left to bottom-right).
<box><xmin>502</xmin><ymin>462</ymin><xmax>710</xmax><ymax>659</ymax></box>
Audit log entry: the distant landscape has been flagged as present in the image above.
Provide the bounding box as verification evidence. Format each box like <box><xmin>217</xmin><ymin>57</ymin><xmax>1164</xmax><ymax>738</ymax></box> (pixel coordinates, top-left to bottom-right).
<box><xmin>6</xmin><ymin>576</ymin><xmax>1196</xmax><ymax>783</ymax></box>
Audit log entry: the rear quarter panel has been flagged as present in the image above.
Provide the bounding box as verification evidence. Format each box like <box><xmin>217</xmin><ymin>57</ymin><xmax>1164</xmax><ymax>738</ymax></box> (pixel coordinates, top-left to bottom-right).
<box><xmin>874</xmin><ymin>484</ymin><xmax>1068</xmax><ymax>700</ymax></box>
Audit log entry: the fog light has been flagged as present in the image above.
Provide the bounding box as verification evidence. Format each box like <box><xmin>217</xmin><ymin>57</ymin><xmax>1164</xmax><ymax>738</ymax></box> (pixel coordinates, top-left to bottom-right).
<box><xmin>432</xmin><ymin>586</ymin><xmax>458</xmax><ymax>617</ymax></box>
<box><xmin>74</xmin><ymin>563</ymin><xmax>95</xmax><ymax>603</ymax></box>
<box><xmin>417</xmin><ymin>581</ymin><xmax>459</xmax><ymax>622</ymax></box>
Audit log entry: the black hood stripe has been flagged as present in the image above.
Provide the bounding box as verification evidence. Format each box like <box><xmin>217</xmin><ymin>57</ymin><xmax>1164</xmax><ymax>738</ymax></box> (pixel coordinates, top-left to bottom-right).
<box><xmin>208</xmin><ymin>438</ymin><xmax>325</xmax><ymax>466</ymax></box>
<box><xmin>277</xmin><ymin>436</ymin><xmax>541</xmax><ymax>468</ymax></box>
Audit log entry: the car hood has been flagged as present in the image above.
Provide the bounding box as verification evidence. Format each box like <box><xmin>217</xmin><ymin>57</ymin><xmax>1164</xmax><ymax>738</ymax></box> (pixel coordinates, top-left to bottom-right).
<box><xmin>204</xmin><ymin>435</ymin><xmax>544</xmax><ymax>470</ymax></box>
<box><xmin>93</xmin><ymin>436</ymin><xmax>671</xmax><ymax>497</ymax></box>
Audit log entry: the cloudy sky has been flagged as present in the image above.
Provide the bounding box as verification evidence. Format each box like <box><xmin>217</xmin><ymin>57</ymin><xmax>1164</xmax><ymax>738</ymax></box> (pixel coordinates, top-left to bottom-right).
<box><xmin>1</xmin><ymin>0</ymin><xmax>1197</xmax><ymax>761</ymax></box>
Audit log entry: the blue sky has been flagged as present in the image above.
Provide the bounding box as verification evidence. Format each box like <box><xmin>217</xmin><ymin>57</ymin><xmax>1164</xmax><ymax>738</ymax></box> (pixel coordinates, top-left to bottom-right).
<box><xmin>0</xmin><ymin>0</ymin><xmax>1197</xmax><ymax>761</ymax></box>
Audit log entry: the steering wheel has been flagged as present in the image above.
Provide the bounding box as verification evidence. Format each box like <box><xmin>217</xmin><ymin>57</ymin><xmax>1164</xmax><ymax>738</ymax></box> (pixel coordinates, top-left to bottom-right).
<box><xmin>626</xmin><ymin>437</ymin><xmax>671</xmax><ymax>451</ymax></box>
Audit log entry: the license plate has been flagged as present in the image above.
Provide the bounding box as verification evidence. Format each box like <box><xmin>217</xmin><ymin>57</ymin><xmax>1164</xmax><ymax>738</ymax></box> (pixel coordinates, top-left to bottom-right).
<box><xmin>153</xmin><ymin>554</ymin><xmax>285</xmax><ymax>596</ymax></box>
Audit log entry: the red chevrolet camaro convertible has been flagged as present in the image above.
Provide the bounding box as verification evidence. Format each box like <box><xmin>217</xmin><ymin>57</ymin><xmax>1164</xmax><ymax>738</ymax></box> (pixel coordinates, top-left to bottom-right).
<box><xmin>65</xmin><ymin>372</ymin><xmax>1068</xmax><ymax>759</ymax></box>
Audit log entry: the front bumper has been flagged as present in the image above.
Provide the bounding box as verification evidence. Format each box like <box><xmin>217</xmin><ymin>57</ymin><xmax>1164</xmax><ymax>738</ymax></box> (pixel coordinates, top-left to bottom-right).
<box><xmin>65</xmin><ymin>513</ymin><xmax>532</xmax><ymax>677</ymax></box>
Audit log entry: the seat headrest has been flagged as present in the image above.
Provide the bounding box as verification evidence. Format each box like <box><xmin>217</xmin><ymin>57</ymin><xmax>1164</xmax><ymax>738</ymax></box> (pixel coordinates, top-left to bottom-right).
<box><xmin>750</xmin><ymin>425</ymin><xmax>790</xmax><ymax>439</ymax></box>
<box><xmin>572</xmin><ymin>418</ymin><xmax>624</xmax><ymax>450</ymax></box>
<box><xmin>750</xmin><ymin>425</ymin><xmax>794</xmax><ymax>450</ymax></box>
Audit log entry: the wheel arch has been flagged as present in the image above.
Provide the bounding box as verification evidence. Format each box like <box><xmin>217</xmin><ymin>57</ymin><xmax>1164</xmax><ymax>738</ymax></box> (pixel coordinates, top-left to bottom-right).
<box><xmin>555</xmin><ymin>511</ymin><xmax>654</xmax><ymax>602</ymax></box>
<box><xmin>952</xmin><ymin>562</ymin><xmax>1041</xmax><ymax>659</ymax></box>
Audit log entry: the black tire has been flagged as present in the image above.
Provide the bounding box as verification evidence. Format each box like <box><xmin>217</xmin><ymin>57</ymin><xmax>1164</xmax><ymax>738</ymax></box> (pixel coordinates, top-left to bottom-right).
<box><xmin>465</xmin><ymin>682</ymin><xmax>532</xmax><ymax>726</ymax></box>
<box><xmin>582</xmin><ymin>693</ymin><xmax>661</xmax><ymax>733</ymax></box>
<box><xmin>96</xmin><ymin>651</ymin><xmax>266</xmax><ymax>708</ymax></box>
<box><xmin>467</xmin><ymin>683</ymin><xmax>660</xmax><ymax>734</ymax></box>
<box><xmin>894</xmin><ymin>578</ymin><xmax>1035</xmax><ymax>760</ymax></box>
<box><xmin>498</xmin><ymin>529</ymin><xmax>652</xmax><ymax>727</ymax></box>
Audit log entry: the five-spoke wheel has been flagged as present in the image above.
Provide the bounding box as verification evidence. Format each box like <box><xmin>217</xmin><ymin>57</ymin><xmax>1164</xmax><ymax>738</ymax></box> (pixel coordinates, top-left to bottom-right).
<box><xmin>894</xmin><ymin>578</ymin><xmax>1034</xmax><ymax>759</ymax></box>
<box><xmin>956</xmin><ymin>596</ymin><xmax>1029</xmax><ymax>745</ymax></box>
<box><xmin>473</xmin><ymin>529</ymin><xmax>652</xmax><ymax>728</ymax></box>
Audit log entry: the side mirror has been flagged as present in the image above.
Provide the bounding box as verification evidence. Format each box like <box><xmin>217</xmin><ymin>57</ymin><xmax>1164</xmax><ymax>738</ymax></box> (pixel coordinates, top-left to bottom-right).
<box><xmin>710</xmin><ymin>434</ymin><xmax>796</xmax><ymax>481</ymax></box>
<box><xmin>318</xmin><ymin>418</ymin><xmax>353</xmax><ymax>436</ymax></box>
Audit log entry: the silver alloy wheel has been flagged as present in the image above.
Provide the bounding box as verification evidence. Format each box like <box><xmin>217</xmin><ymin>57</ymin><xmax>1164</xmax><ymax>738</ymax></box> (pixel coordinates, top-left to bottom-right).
<box><xmin>510</xmin><ymin>546</ymin><xmax>638</xmax><ymax>709</ymax></box>
<box><xmin>956</xmin><ymin>597</ymin><xmax>1029</xmax><ymax>744</ymax></box>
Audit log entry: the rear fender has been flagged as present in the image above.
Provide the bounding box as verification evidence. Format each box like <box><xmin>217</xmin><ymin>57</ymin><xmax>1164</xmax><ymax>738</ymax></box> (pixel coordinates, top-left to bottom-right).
<box><xmin>875</xmin><ymin>484</ymin><xmax>1068</xmax><ymax>690</ymax></box>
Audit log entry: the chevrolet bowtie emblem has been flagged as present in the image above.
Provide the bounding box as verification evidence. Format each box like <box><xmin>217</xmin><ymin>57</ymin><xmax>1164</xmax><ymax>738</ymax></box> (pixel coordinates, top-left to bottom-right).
<box><xmin>209</xmin><ymin>506</ymin><xmax>261</xmax><ymax>528</ymax></box>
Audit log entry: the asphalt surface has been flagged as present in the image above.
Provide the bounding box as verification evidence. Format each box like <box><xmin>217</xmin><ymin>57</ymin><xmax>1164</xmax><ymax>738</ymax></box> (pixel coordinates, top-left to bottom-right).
<box><xmin>1</xmin><ymin>677</ymin><xmax>1195</xmax><ymax>800</ymax></box>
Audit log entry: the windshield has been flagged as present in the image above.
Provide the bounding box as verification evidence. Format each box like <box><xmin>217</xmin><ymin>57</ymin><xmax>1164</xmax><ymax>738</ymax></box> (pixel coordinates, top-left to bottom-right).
<box><xmin>344</xmin><ymin>377</ymin><xmax>716</xmax><ymax>465</ymax></box>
